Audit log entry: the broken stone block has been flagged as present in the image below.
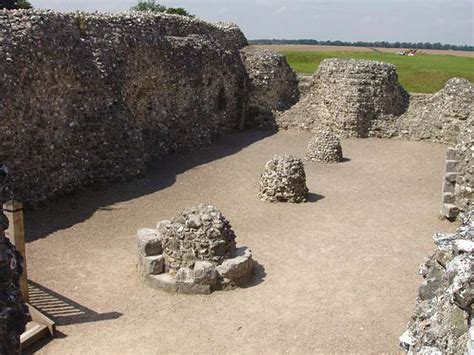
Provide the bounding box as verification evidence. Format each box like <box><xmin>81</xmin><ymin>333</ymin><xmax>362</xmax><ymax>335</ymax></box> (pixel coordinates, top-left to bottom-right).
<box><xmin>446</xmin><ymin>147</ymin><xmax>458</xmax><ymax>161</ymax></box>
<box><xmin>445</xmin><ymin>172</ymin><xmax>457</xmax><ymax>183</ymax></box>
<box><xmin>137</xmin><ymin>228</ymin><xmax>162</xmax><ymax>256</ymax></box>
<box><xmin>146</xmin><ymin>273</ymin><xmax>178</xmax><ymax>293</ymax></box>
<box><xmin>441</xmin><ymin>203</ymin><xmax>459</xmax><ymax>219</ymax></box>
<box><xmin>442</xmin><ymin>181</ymin><xmax>455</xmax><ymax>193</ymax></box>
<box><xmin>442</xmin><ymin>192</ymin><xmax>455</xmax><ymax>204</ymax></box>
<box><xmin>140</xmin><ymin>255</ymin><xmax>164</xmax><ymax>275</ymax></box>
<box><xmin>216</xmin><ymin>247</ymin><xmax>254</xmax><ymax>283</ymax></box>
<box><xmin>175</xmin><ymin>267</ymin><xmax>211</xmax><ymax>295</ymax></box>
<box><xmin>445</xmin><ymin>160</ymin><xmax>459</xmax><ymax>173</ymax></box>
<box><xmin>193</xmin><ymin>261</ymin><xmax>217</xmax><ymax>286</ymax></box>
<box><xmin>177</xmin><ymin>282</ymin><xmax>211</xmax><ymax>295</ymax></box>
<box><xmin>175</xmin><ymin>267</ymin><xmax>195</xmax><ymax>284</ymax></box>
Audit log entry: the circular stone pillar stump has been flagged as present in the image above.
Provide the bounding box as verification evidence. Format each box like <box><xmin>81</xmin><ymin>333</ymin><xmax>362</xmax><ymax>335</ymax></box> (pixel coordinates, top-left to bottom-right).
<box><xmin>258</xmin><ymin>154</ymin><xmax>309</xmax><ymax>203</ymax></box>
<box><xmin>306</xmin><ymin>130</ymin><xmax>343</xmax><ymax>163</ymax></box>
<box><xmin>136</xmin><ymin>204</ymin><xmax>254</xmax><ymax>294</ymax></box>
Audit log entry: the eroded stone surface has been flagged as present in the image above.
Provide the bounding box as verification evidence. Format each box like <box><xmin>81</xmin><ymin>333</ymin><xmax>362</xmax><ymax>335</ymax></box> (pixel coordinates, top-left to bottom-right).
<box><xmin>216</xmin><ymin>247</ymin><xmax>253</xmax><ymax>286</ymax></box>
<box><xmin>305</xmin><ymin>130</ymin><xmax>343</xmax><ymax>163</ymax></box>
<box><xmin>160</xmin><ymin>204</ymin><xmax>236</xmax><ymax>272</ymax></box>
<box><xmin>137</xmin><ymin>228</ymin><xmax>162</xmax><ymax>256</ymax></box>
<box><xmin>259</xmin><ymin>155</ymin><xmax>309</xmax><ymax>203</ymax></box>
<box><xmin>276</xmin><ymin>58</ymin><xmax>472</xmax><ymax>217</ymax></box>
<box><xmin>401</xmin><ymin>208</ymin><xmax>474</xmax><ymax>354</ymax></box>
<box><xmin>398</xmin><ymin>78</ymin><xmax>473</xmax><ymax>144</ymax></box>
<box><xmin>277</xmin><ymin>58</ymin><xmax>409</xmax><ymax>137</ymax></box>
<box><xmin>241</xmin><ymin>46</ymin><xmax>299</xmax><ymax>128</ymax></box>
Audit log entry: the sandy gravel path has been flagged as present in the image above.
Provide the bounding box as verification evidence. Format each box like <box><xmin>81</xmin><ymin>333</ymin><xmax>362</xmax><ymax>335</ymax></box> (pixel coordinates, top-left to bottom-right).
<box><xmin>25</xmin><ymin>130</ymin><xmax>455</xmax><ymax>354</ymax></box>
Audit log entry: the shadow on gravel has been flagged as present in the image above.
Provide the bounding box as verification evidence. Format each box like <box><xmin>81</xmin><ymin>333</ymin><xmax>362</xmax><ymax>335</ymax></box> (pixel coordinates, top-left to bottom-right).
<box><xmin>307</xmin><ymin>193</ymin><xmax>325</xmax><ymax>203</ymax></box>
<box><xmin>28</xmin><ymin>280</ymin><xmax>123</xmax><ymax>326</ymax></box>
<box><xmin>241</xmin><ymin>262</ymin><xmax>266</xmax><ymax>289</ymax></box>
<box><xmin>25</xmin><ymin>129</ymin><xmax>275</xmax><ymax>242</ymax></box>
<box><xmin>24</xmin><ymin>280</ymin><xmax>122</xmax><ymax>354</ymax></box>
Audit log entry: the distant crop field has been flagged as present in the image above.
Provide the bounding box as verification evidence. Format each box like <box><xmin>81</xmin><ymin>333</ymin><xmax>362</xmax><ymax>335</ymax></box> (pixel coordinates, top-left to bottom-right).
<box><xmin>257</xmin><ymin>45</ymin><xmax>474</xmax><ymax>93</ymax></box>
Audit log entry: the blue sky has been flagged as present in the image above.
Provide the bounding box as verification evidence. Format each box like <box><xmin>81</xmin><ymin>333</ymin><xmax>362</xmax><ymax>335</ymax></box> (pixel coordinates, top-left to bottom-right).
<box><xmin>31</xmin><ymin>0</ymin><xmax>474</xmax><ymax>45</ymax></box>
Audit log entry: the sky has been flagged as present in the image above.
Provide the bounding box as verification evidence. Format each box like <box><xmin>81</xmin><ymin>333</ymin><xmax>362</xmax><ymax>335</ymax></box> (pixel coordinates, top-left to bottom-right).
<box><xmin>31</xmin><ymin>0</ymin><xmax>474</xmax><ymax>45</ymax></box>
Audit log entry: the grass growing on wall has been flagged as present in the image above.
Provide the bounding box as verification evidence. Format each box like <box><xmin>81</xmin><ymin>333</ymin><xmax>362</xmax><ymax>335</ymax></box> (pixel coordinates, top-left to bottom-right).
<box><xmin>279</xmin><ymin>50</ymin><xmax>474</xmax><ymax>93</ymax></box>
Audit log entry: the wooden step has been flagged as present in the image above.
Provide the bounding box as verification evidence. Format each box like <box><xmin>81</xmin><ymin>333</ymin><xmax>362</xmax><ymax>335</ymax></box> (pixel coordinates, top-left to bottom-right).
<box><xmin>20</xmin><ymin>322</ymin><xmax>49</xmax><ymax>349</ymax></box>
<box><xmin>20</xmin><ymin>303</ymin><xmax>56</xmax><ymax>350</ymax></box>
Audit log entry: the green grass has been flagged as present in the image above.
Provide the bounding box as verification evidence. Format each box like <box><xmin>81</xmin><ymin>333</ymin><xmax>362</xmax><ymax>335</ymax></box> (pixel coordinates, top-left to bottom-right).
<box><xmin>279</xmin><ymin>50</ymin><xmax>474</xmax><ymax>93</ymax></box>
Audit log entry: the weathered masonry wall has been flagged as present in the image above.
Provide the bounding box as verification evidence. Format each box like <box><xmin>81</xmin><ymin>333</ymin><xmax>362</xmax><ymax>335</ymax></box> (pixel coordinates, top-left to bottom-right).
<box><xmin>0</xmin><ymin>10</ymin><xmax>298</xmax><ymax>205</ymax></box>
<box><xmin>400</xmin><ymin>208</ymin><xmax>474</xmax><ymax>353</ymax></box>
<box><xmin>278</xmin><ymin>59</ymin><xmax>473</xmax><ymax>217</ymax></box>
<box><xmin>0</xmin><ymin>10</ymin><xmax>248</xmax><ymax>203</ymax></box>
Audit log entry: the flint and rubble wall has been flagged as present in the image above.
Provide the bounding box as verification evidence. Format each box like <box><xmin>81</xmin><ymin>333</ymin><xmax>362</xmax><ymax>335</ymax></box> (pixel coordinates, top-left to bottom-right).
<box><xmin>278</xmin><ymin>59</ymin><xmax>473</xmax><ymax>216</ymax></box>
<box><xmin>0</xmin><ymin>10</ymin><xmax>251</xmax><ymax>204</ymax></box>
<box><xmin>400</xmin><ymin>208</ymin><xmax>474</xmax><ymax>354</ymax></box>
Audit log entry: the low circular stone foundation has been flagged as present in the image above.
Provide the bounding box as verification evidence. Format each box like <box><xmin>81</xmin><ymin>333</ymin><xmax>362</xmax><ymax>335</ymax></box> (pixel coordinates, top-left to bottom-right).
<box><xmin>136</xmin><ymin>204</ymin><xmax>254</xmax><ymax>294</ymax></box>
<box><xmin>258</xmin><ymin>154</ymin><xmax>308</xmax><ymax>203</ymax></box>
<box><xmin>306</xmin><ymin>130</ymin><xmax>343</xmax><ymax>163</ymax></box>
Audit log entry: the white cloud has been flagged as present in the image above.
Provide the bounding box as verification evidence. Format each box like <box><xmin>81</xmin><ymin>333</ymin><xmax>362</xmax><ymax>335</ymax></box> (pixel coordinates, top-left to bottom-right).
<box><xmin>273</xmin><ymin>6</ymin><xmax>288</xmax><ymax>15</ymax></box>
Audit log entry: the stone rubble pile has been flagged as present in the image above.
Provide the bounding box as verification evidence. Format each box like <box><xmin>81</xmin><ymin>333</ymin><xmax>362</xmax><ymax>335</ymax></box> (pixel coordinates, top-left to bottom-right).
<box><xmin>400</xmin><ymin>208</ymin><xmax>474</xmax><ymax>354</ymax></box>
<box><xmin>305</xmin><ymin>130</ymin><xmax>343</xmax><ymax>163</ymax></box>
<box><xmin>241</xmin><ymin>47</ymin><xmax>300</xmax><ymax>128</ymax></box>
<box><xmin>277</xmin><ymin>58</ymin><xmax>409</xmax><ymax>137</ymax></box>
<box><xmin>137</xmin><ymin>204</ymin><xmax>254</xmax><ymax>294</ymax></box>
<box><xmin>258</xmin><ymin>155</ymin><xmax>309</xmax><ymax>203</ymax></box>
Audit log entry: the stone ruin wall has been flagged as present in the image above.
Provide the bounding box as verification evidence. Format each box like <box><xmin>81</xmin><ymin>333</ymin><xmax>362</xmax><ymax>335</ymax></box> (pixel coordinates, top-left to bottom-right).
<box><xmin>400</xmin><ymin>208</ymin><xmax>474</xmax><ymax>354</ymax></box>
<box><xmin>278</xmin><ymin>59</ymin><xmax>410</xmax><ymax>137</ymax></box>
<box><xmin>278</xmin><ymin>59</ymin><xmax>473</xmax><ymax>217</ymax></box>
<box><xmin>240</xmin><ymin>47</ymin><xmax>300</xmax><ymax>128</ymax></box>
<box><xmin>0</xmin><ymin>10</ymin><xmax>299</xmax><ymax>205</ymax></box>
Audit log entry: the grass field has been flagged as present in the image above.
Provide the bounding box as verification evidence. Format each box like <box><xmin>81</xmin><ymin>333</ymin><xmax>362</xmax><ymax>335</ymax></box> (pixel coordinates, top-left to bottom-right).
<box><xmin>273</xmin><ymin>49</ymin><xmax>474</xmax><ymax>93</ymax></box>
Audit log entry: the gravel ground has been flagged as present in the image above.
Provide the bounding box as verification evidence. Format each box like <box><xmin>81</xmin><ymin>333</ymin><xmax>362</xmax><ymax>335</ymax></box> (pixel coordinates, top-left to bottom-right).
<box><xmin>24</xmin><ymin>130</ymin><xmax>455</xmax><ymax>354</ymax></box>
